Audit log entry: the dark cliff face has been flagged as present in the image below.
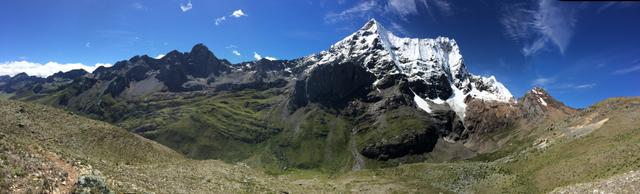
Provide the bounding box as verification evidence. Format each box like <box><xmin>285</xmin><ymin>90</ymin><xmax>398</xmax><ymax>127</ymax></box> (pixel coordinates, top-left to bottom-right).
<box><xmin>182</xmin><ymin>43</ymin><xmax>230</xmax><ymax>78</ymax></box>
<box><xmin>48</xmin><ymin>69</ymin><xmax>88</xmax><ymax>82</ymax></box>
<box><xmin>0</xmin><ymin>73</ymin><xmax>46</xmax><ymax>93</ymax></box>
<box><xmin>407</xmin><ymin>74</ymin><xmax>453</xmax><ymax>100</ymax></box>
<box><xmin>291</xmin><ymin>61</ymin><xmax>376</xmax><ymax>109</ymax></box>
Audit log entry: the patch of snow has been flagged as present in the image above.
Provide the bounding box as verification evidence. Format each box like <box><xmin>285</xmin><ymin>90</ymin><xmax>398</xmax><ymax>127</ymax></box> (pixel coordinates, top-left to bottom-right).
<box><xmin>539</xmin><ymin>97</ymin><xmax>548</xmax><ymax>106</ymax></box>
<box><xmin>466</xmin><ymin>75</ymin><xmax>514</xmax><ymax>102</ymax></box>
<box><xmin>372</xmin><ymin>79</ymin><xmax>381</xmax><ymax>86</ymax></box>
<box><xmin>430</xmin><ymin>97</ymin><xmax>446</xmax><ymax>104</ymax></box>
<box><xmin>443</xmin><ymin>136</ymin><xmax>457</xmax><ymax>143</ymax></box>
<box><xmin>413</xmin><ymin>92</ymin><xmax>432</xmax><ymax>114</ymax></box>
<box><xmin>446</xmin><ymin>85</ymin><xmax>467</xmax><ymax>120</ymax></box>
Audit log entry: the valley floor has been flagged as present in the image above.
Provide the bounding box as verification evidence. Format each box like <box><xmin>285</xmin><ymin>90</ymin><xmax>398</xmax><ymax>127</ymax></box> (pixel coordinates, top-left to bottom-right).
<box><xmin>1</xmin><ymin>98</ymin><xmax>639</xmax><ymax>193</ymax></box>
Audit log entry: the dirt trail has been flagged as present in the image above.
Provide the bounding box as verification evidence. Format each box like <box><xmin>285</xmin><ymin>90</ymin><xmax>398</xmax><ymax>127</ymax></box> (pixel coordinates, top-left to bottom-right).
<box><xmin>38</xmin><ymin>148</ymin><xmax>80</xmax><ymax>194</ymax></box>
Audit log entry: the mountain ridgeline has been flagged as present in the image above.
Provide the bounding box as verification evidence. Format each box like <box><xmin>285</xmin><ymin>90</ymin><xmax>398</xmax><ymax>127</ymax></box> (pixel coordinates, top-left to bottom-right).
<box><xmin>0</xmin><ymin>19</ymin><xmax>576</xmax><ymax>172</ymax></box>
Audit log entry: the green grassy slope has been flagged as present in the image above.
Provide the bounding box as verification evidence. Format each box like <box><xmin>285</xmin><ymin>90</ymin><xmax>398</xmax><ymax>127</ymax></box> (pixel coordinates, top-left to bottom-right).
<box><xmin>1</xmin><ymin>97</ymin><xmax>639</xmax><ymax>193</ymax></box>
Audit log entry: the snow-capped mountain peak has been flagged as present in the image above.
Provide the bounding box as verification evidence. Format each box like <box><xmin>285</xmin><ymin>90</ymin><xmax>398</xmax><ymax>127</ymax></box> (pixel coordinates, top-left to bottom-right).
<box><xmin>304</xmin><ymin>19</ymin><xmax>514</xmax><ymax>119</ymax></box>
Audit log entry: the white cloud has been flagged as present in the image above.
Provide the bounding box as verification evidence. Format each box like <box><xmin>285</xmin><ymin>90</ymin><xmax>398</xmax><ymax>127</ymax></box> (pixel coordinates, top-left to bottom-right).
<box><xmin>502</xmin><ymin>0</ymin><xmax>576</xmax><ymax>56</ymax></box>
<box><xmin>232</xmin><ymin>9</ymin><xmax>247</xmax><ymax>18</ymax></box>
<box><xmin>215</xmin><ymin>16</ymin><xmax>226</xmax><ymax>26</ymax></box>
<box><xmin>95</xmin><ymin>63</ymin><xmax>112</xmax><ymax>68</ymax></box>
<box><xmin>0</xmin><ymin>61</ymin><xmax>112</xmax><ymax>77</ymax></box>
<box><xmin>265</xmin><ymin>56</ymin><xmax>277</xmax><ymax>61</ymax></box>
<box><xmin>232</xmin><ymin>50</ymin><xmax>241</xmax><ymax>56</ymax></box>
<box><xmin>253</xmin><ymin>52</ymin><xmax>262</xmax><ymax>60</ymax></box>
<box><xmin>155</xmin><ymin>54</ymin><xmax>165</xmax><ymax>59</ymax></box>
<box><xmin>215</xmin><ymin>9</ymin><xmax>248</xmax><ymax>26</ymax></box>
<box><xmin>180</xmin><ymin>0</ymin><xmax>192</xmax><ymax>12</ymax></box>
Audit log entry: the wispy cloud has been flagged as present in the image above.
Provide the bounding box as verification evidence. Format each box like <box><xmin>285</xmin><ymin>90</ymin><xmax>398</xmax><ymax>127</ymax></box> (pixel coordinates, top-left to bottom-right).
<box><xmin>232</xmin><ymin>9</ymin><xmax>247</xmax><ymax>18</ymax></box>
<box><xmin>232</xmin><ymin>50</ymin><xmax>241</xmax><ymax>56</ymax></box>
<box><xmin>431</xmin><ymin>0</ymin><xmax>452</xmax><ymax>16</ymax></box>
<box><xmin>574</xmin><ymin>83</ymin><xmax>596</xmax><ymax>89</ymax></box>
<box><xmin>85</xmin><ymin>42</ymin><xmax>91</xmax><ymax>48</ymax></box>
<box><xmin>325</xmin><ymin>0</ymin><xmax>453</xmax><ymax>24</ymax></box>
<box><xmin>180</xmin><ymin>0</ymin><xmax>192</xmax><ymax>12</ymax></box>
<box><xmin>133</xmin><ymin>2</ymin><xmax>146</xmax><ymax>10</ymax></box>
<box><xmin>532</xmin><ymin>77</ymin><xmax>555</xmax><ymax>86</ymax></box>
<box><xmin>265</xmin><ymin>56</ymin><xmax>277</xmax><ymax>61</ymax></box>
<box><xmin>551</xmin><ymin>83</ymin><xmax>597</xmax><ymax>90</ymax></box>
<box><xmin>215</xmin><ymin>16</ymin><xmax>226</xmax><ymax>26</ymax></box>
<box><xmin>388</xmin><ymin>0</ymin><xmax>420</xmax><ymax>17</ymax></box>
<box><xmin>533</xmin><ymin>77</ymin><xmax>597</xmax><ymax>91</ymax></box>
<box><xmin>325</xmin><ymin>0</ymin><xmax>379</xmax><ymax>23</ymax></box>
<box><xmin>253</xmin><ymin>52</ymin><xmax>262</xmax><ymax>60</ymax></box>
<box><xmin>389</xmin><ymin>21</ymin><xmax>409</xmax><ymax>36</ymax></box>
<box><xmin>597</xmin><ymin>2</ymin><xmax>637</xmax><ymax>13</ymax></box>
<box><xmin>0</xmin><ymin>61</ymin><xmax>111</xmax><ymax>77</ymax></box>
<box><xmin>501</xmin><ymin>0</ymin><xmax>576</xmax><ymax>56</ymax></box>
<box><xmin>612</xmin><ymin>64</ymin><xmax>640</xmax><ymax>75</ymax></box>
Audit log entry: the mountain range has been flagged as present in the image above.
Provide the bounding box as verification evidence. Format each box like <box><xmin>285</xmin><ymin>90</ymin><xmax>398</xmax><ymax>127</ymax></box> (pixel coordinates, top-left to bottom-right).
<box><xmin>1</xmin><ymin>19</ymin><xmax>638</xmax><ymax>193</ymax></box>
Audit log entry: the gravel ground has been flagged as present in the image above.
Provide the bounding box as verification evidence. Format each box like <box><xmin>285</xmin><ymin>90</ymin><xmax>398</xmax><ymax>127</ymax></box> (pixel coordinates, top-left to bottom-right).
<box><xmin>551</xmin><ymin>170</ymin><xmax>640</xmax><ymax>194</ymax></box>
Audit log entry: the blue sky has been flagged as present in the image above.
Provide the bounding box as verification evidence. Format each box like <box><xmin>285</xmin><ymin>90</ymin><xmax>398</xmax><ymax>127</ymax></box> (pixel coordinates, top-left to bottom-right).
<box><xmin>0</xmin><ymin>0</ymin><xmax>639</xmax><ymax>108</ymax></box>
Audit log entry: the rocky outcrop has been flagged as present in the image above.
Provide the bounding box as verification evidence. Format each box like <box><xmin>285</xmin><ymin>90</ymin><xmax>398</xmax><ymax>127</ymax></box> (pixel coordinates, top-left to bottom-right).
<box><xmin>361</xmin><ymin>126</ymin><xmax>439</xmax><ymax>160</ymax></box>
<box><xmin>463</xmin><ymin>98</ymin><xmax>519</xmax><ymax>138</ymax></box>
<box><xmin>519</xmin><ymin>87</ymin><xmax>576</xmax><ymax>123</ymax></box>
<box><xmin>73</xmin><ymin>175</ymin><xmax>113</xmax><ymax>194</ymax></box>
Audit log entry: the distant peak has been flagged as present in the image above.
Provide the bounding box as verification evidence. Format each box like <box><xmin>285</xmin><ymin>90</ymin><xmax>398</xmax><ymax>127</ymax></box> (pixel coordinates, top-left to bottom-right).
<box><xmin>358</xmin><ymin>18</ymin><xmax>385</xmax><ymax>34</ymax></box>
<box><xmin>529</xmin><ymin>87</ymin><xmax>548</xmax><ymax>96</ymax></box>
<box><xmin>14</xmin><ymin>72</ymin><xmax>29</xmax><ymax>77</ymax></box>
<box><xmin>189</xmin><ymin>43</ymin><xmax>218</xmax><ymax>60</ymax></box>
<box><xmin>365</xmin><ymin>18</ymin><xmax>378</xmax><ymax>26</ymax></box>
<box><xmin>191</xmin><ymin>43</ymin><xmax>210</xmax><ymax>53</ymax></box>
